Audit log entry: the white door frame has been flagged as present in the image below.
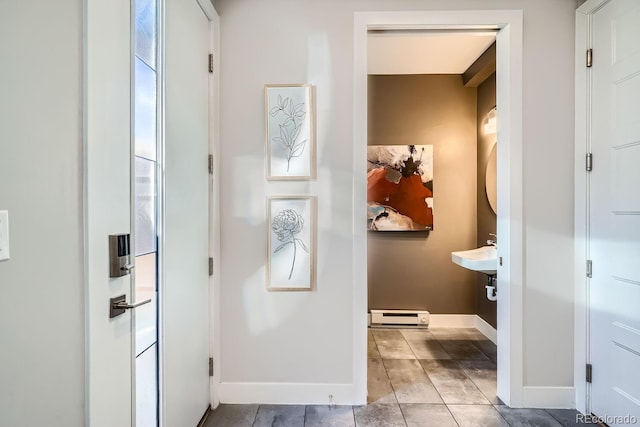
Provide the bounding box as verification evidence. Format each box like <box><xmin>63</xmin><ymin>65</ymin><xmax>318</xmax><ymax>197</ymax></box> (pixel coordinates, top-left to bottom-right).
<box><xmin>84</xmin><ymin>0</ymin><xmax>135</xmax><ymax>425</ymax></box>
<box><xmin>573</xmin><ymin>0</ymin><xmax>610</xmax><ymax>415</ymax></box>
<box><xmin>196</xmin><ymin>0</ymin><xmax>222</xmax><ymax>410</ymax></box>
<box><xmin>353</xmin><ymin>10</ymin><xmax>524</xmax><ymax>407</ymax></box>
<box><xmin>160</xmin><ymin>0</ymin><xmax>220</xmax><ymax>414</ymax></box>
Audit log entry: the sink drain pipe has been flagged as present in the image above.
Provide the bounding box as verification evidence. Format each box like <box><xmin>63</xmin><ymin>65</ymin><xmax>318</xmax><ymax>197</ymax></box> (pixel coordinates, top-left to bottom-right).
<box><xmin>485</xmin><ymin>274</ymin><xmax>497</xmax><ymax>301</ymax></box>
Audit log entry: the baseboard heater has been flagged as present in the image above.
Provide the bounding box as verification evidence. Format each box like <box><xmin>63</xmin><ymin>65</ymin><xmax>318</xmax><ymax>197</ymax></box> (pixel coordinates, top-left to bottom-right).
<box><xmin>370</xmin><ymin>309</ymin><xmax>429</xmax><ymax>328</ymax></box>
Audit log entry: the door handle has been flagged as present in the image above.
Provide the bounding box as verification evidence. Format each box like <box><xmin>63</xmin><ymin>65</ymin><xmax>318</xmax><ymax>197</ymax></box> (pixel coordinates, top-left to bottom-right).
<box><xmin>120</xmin><ymin>264</ymin><xmax>135</xmax><ymax>273</ymax></box>
<box><xmin>113</xmin><ymin>298</ymin><xmax>151</xmax><ymax>310</ymax></box>
<box><xmin>109</xmin><ymin>294</ymin><xmax>152</xmax><ymax>318</ymax></box>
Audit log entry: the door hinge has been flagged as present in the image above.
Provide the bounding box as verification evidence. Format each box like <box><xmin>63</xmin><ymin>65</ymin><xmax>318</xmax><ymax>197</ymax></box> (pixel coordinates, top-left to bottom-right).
<box><xmin>586</xmin><ymin>153</ymin><xmax>593</xmax><ymax>172</ymax></box>
<box><xmin>586</xmin><ymin>363</ymin><xmax>592</xmax><ymax>383</ymax></box>
<box><xmin>208</xmin><ymin>154</ymin><xmax>214</xmax><ymax>175</ymax></box>
<box><xmin>209</xmin><ymin>257</ymin><xmax>213</xmax><ymax>276</ymax></box>
<box><xmin>209</xmin><ymin>357</ymin><xmax>214</xmax><ymax>377</ymax></box>
<box><xmin>586</xmin><ymin>260</ymin><xmax>593</xmax><ymax>278</ymax></box>
<box><xmin>208</xmin><ymin>53</ymin><xmax>213</xmax><ymax>73</ymax></box>
<box><xmin>586</xmin><ymin>48</ymin><xmax>593</xmax><ymax>68</ymax></box>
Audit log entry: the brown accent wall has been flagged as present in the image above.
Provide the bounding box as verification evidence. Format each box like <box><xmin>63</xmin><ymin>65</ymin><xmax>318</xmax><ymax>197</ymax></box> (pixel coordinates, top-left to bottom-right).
<box><xmin>367</xmin><ymin>74</ymin><xmax>478</xmax><ymax>314</ymax></box>
<box><xmin>476</xmin><ymin>73</ymin><xmax>498</xmax><ymax>327</ymax></box>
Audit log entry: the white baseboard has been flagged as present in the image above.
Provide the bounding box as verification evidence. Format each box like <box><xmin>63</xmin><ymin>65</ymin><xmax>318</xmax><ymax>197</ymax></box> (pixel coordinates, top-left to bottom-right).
<box><xmin>475</xmin><ymin>315</ymin><xmax>498</xmax><ymax>344</ymax></box>
<box><xmin>522</xmin><ymin>386</ymin><xmax>576</xmax><ymax>409</ymax></box>
<box><xmin>428</xmin><ymin>314</ymin><xmax>477</xmax><ymax>328</ymax></box>
<box><xmin>221</xmin><ymin>315</ymin><xmax>500</xmax><ymax>406</ymax></box>
<box><xmin>219</xmin><ymin>382</ymin><xmax>362</xmax><ymax>405</ymax></box>
<box><xmin>426</xmin><ymin>314</ymin><xmax>498</xmax><ymax>345</ymax></box>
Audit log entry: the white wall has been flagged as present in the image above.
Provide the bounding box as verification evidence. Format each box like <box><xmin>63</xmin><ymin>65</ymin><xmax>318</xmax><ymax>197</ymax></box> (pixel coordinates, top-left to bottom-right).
<box><xmin>215</xmin><ymin>0</ymin><xmax>577</xmax><ymax>404</ymax></box>
<box><xmin>0</xmin><ymin>1</ymin><xmax>85</xmax><ymax>425</ymax></box>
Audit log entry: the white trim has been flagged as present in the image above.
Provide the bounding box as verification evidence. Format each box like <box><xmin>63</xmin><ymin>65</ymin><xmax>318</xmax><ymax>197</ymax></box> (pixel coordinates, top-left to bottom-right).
<box><xmin>427</xmin><ymin>314</ymin><xmax>497</xmax><ymax>345</ymax></box>
<box><xmin>574</xmin><ymin>0</ymin><xmax>609</xmax><ymax>415</ymax></box>
<box><xmin>522</xmin><ymin>386</ymin><xmax>576</xmax><ymax>409</ymax></box>
<box><xmin>354</xmin><ymin>9</ymin><xmax>524</xmax><ymax>408</ymax></box>
<box><xmin>428</xmin><ymin>314</ymin><xmax>477</xmax><ymax>328</ymax></box>
<box><xmin>195</xmin><ymin>0</ymin><xmax>216</xmax><ymax>21</ymax></box>
<box><xmin>219</xmin><ymin>383</ymin><xmax>357</xmax><ymax>405</ymax></box>
<box><xmin>207</xmin><ymin>3</ymin><xmax>221</xmax><ymax>411</ymax></box>
<box><xmin>475</xmin><ymin>316</ymin><xmax>498</xmax><ymax>345</ymax></box>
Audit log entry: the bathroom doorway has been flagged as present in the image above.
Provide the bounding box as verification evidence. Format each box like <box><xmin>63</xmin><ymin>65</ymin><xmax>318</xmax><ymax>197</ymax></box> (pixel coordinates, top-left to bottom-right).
<box><xmin>364</xmin><ymin>30</ymin><xmax>499</xmax><ymax>419</ymax></box>
<box><xmin>353</xmin><ymin>10</ymin><xmax>525</xmax><ymax>407</ymax></box>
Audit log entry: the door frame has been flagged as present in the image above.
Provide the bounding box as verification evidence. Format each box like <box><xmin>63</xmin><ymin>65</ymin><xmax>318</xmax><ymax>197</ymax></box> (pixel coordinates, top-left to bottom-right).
<box><xmin>198</xmin><ymin>0</ymin><xmax>222</xmax><ymax>410</ymax></box>
<box><xmin>84</xmin><ymin>0</ymin><xmax>220</xmax><ymax>424</ymax></box>
<box><xmin>157</xmin><ymin>0</ymin><xmax>220</xmax><ymax>416</ymax></box>
<box><xmin>573</xmin><ymin>0</ymin><xmax>610</xmax><ymax>415</ymax></box>
<box><xmin>353</xmin><ymin>10</ymin><xmax>524</xmax><ymax>407</ymax></box>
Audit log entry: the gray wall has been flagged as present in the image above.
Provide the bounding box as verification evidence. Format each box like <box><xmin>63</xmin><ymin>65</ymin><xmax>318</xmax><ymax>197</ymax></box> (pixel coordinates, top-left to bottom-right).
<box><xmin>367</xmin><ymin>75</ymin><xmax>478</xmax><ymax>314</ymax></box>
<box><xmin>477</xmin><ymin>73</ymin><xmax>498</xmax><ymax>328</ymax></box>
<box><xmin>213</xmin><ymin>0</ymin><xmax>577</xmax><ymax>395</ymax></box>
<box><xmin>0</xmin><ymin>1</ymin><xmax>85</xmax><ymax>425</ymax></box>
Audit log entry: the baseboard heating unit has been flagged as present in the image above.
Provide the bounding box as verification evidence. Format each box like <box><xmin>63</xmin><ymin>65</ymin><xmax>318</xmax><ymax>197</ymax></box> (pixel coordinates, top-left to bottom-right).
<box><xmin>370</xmin><ymin>309</ymin><xmax>429</xmax><ymax>328</ymax></box>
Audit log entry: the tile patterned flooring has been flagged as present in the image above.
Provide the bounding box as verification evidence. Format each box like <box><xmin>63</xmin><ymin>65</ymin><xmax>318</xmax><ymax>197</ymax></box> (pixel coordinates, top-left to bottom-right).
<box><xmin>205</xmin><ymin>328</ymin><xmax>587</xmax><ymax>427</ymax></box>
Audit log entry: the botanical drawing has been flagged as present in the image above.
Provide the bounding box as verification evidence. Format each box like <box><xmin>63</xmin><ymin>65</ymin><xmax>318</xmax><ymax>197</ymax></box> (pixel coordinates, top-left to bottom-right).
<box><xmin>269</xmin><ymin>94</ymin><xmax>307</xmax><ymax>172</ymax></box>
<box><xmin>271</xmin><ymin>208</ymin><xmax>309</xmax><ymax>279</ymax></box>
<box><xmin>267</xmin><ymin>196</ymin><xmax>315</xmax><ymax>291</ymax></box>
<box><xmin>265</xmin><ymin>84</ymin><xmax>314</xmax><ymax>180</ymax></box>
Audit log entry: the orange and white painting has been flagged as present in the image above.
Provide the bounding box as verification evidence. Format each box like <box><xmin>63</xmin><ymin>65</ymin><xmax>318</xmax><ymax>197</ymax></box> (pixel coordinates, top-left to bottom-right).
<box><xmin>367</xmin><ymin>145</ymin><xmax>433</xmax><ymax>231</ymax></box>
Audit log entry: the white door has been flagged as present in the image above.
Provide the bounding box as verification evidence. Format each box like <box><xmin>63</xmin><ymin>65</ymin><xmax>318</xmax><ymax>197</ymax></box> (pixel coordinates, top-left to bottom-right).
<box><xmin>163</xmin><ymin>0</ymin><xmax>212</xmax><ymax>425</ymax></box>
<box><xmin>590</xmin><ymin>0</ymin><xmax>640</xmax><ymax>423</ymax></box>
<box><xmin>85</xmin><ymin>0</ymin><xmax>135</xmax><ymax>426</ymax></box>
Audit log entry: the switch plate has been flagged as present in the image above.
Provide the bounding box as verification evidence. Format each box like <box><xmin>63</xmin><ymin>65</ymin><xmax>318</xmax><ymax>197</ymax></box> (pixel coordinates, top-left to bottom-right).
<box><xmin>0</xmin><ymin>210</ymin><xmax>9</xmax><ymax>261</ymax></box>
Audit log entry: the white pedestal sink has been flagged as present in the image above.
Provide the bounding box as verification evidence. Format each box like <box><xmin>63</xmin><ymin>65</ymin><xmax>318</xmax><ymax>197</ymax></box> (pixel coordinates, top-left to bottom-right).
<box><xmin>451</xmin><ymin>246</ymin><xmax>497</xmax><ymax>275</ymax></box>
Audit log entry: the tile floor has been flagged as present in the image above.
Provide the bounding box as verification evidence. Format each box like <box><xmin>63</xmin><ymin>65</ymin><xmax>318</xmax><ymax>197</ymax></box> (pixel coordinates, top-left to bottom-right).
<box><xmin>205</xmin><ymin>327</ymin><xmax>588</xmax><ymax>427</ymax></box>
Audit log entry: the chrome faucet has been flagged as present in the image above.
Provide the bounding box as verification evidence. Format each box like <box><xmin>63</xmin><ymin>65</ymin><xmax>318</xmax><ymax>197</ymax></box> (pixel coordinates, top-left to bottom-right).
<box><xmin>487</xmin><ymin>233</ymin><xmax>497</xmax><ymax>247</ymax></box>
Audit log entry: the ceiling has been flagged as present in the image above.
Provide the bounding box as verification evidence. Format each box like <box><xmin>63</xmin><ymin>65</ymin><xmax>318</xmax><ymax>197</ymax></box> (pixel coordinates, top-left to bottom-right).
<box><xmin>368</xmin><ymin>31</ymin><xmax>496</xmax><ymax>75</ymax></box>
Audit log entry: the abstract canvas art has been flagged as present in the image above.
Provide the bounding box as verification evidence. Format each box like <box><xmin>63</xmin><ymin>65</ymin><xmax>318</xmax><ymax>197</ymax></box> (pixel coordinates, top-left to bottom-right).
<box><xmin>367</xmin><ymin>145</ymin><xmax>434</xmax><ymax>231</ymax></box>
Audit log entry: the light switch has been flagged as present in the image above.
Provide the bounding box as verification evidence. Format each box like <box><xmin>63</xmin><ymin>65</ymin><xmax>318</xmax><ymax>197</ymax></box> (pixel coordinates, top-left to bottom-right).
<box><xmin>0</xmin><ymin>210</ymin><xmax>10</xmax><ymax>261</ymax></box>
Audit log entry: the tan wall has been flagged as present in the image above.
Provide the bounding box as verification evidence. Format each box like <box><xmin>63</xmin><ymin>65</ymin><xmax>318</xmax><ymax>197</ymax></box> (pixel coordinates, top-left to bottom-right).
<box><xmin>367</xmin><ymin>74</ymin><xmax>478</xmax><ymax>313</ymax></box>
<box><xmin>476</xmin><ymin>73</ymin><xmax>498</xmax><ymax>327</ymax></box>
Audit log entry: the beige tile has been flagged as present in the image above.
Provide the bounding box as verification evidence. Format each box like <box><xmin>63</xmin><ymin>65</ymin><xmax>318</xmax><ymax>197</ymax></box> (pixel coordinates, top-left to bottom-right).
<box><xmin>383</xmin><ymin>359</ymin><xmax>443</xmax><ymax>404</ymax></box>
<box><xmin>401</xmin><ymin>330</ymin><xmax>451</xmax><ymax>359</ymax></box>
<box><xmin>206</xmin><ymin>404</ymin><xmax>258</xmax><ymax>427</ymax></box>
<box><xmin>419</xmin><ymin>359</ymin><xmax>490</xmax><ymax>405</ymax></box>
<box><xmin>457</xmin><ymin>360</ymin><xmax>499</xmax><ymax>404</ymax></box>
<box><xmin>448</xmin><ymin>404</ymin><xmax>509</xmax><ymax>427</ymax></box>
<box><xmin>473</xmin><ymin>339</ymin><xmax>498</xmax><ymax>363</ymax></box>
<box><xmin>354</xmin><ymin>403</ymin><xmax>406</xmax><ymax>427</ymax></box>
<box><xmin>368</xmin><ymin>330</ymin><xmax>381</xmax><ymax>358</ymax></box>
<box><xmin>495</xmin><ymin>406</ymin><xmax>564</xmax><ymax>427</ymax></box>
<box><xmin>367</xmin><ymin>358</ymin><xmax>396</xmax><ymax>404</ymax></box>
<box><xmin>400</xmin><ymin>404</ymin><xmax>457</xmax><ymax>427</ymax></box>
<box><xmin>253</xmin><ymin>405</ymin><xmax>305</xmax><ymax>427</ymax></box>
<box><xmin>428</xmin><ymin>327</ymin><xmax>470</xmax><ymax>340</ymax></box>
<box><xmin>371</xmin><ymin>329</ymin><xmax>415</xmax><ymax>359</ymax></box>
<box><xmin>304</xmin><ymin>405</ymin><xmax>355</xmax><ymax>427</ymax></box>
<box><xmin>438</xmin><ymin>340</ymin><xmax>490</xmax><ymax>361</ymax></box>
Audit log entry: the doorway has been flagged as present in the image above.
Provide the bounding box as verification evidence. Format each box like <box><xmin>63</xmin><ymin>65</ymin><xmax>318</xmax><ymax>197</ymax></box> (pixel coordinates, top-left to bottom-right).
<box><xmin>353</xmin><ymin>10</ymin><xmax>524</xmax><ymax>407</ymax></box>
<box><xmin>83</xmin><ymin>0</ymin><xmax>218</xmax><ymax>425</ymax></box>
<box><xmin>365</xmin><ymin>29</ymin><xmax>498</xmax><ymax>417</ymax></box>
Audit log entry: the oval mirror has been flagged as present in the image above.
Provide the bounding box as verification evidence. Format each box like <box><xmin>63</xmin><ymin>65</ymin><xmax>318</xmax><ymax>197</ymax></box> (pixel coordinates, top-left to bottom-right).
<box><xmin>485</xmin><ymin>143</ymin><xmax>497</xmax><ymax>214</ymax></box>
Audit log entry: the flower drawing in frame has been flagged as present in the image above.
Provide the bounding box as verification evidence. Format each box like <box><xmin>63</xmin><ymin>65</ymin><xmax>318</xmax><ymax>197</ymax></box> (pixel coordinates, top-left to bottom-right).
<box><xmin>267</xmin><ymin>196</ymin><xmax>316</xmax><ymax>291</ymax></box>
<box><xmin>265</xmin><ymin>84</ymin><xmax>315</xmax><ymax>180</ymax></box>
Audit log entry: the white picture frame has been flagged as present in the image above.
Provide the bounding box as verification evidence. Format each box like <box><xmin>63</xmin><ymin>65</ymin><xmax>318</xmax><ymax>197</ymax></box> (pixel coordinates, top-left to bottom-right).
<box><xmin>266</xmin><ymin>196</ymin><xmax>316</xmax><ymax>291</ymax></box>
<box><xmin>265</xmin><ymin>84</ymin><xmax>315</xmax><ymax>180</ymax></box>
